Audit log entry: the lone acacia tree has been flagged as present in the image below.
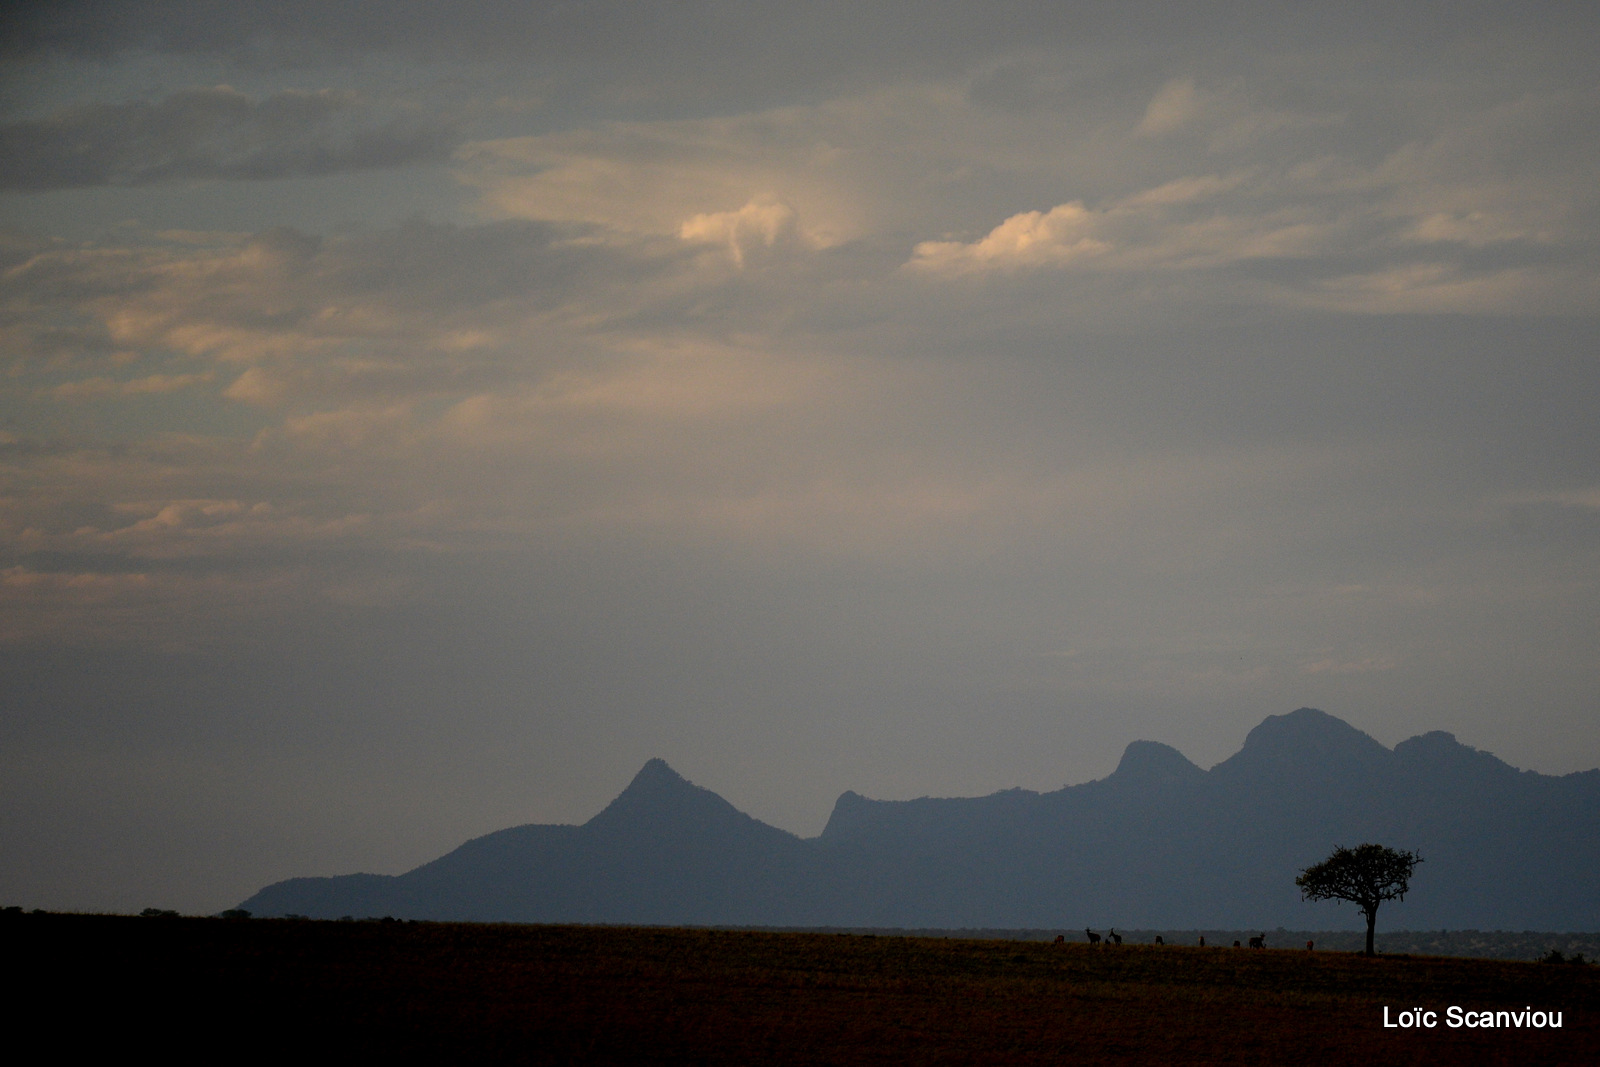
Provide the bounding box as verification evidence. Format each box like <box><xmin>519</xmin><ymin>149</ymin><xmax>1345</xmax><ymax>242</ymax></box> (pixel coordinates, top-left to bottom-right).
<box><xmin>1296</xmin><ymin>843</ymin><xmax>1421</xmax><ymax>957</ymax></box>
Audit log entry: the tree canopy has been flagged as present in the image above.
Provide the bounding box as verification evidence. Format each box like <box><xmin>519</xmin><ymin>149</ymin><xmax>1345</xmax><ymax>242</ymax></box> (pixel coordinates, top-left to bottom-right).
<box><xmin>1296</xmin><ymin>843</ymin><xmax>1421</xmax><ymax>956</ymax></box>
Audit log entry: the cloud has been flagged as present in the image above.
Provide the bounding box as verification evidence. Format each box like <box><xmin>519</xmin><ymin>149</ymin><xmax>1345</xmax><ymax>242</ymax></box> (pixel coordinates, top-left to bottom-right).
<box><xmin>223</xmin><ymin>366</ymin><xmax>288</xmax><ymax>406</ymax></box>
<box><xmin>4</xmin><ymin>67</ymin><xmax>1595</xmax><ymax>649</ymax></box>
<box><xmin>1299</xmin><ymin>263</ymin><xmax>1599</xmax><ymax>315</ymax></box>
<box><xmin>1136</xmin><ymin>77</ymin><xmax>1202</xmax><ymax>136</ymax></box>
<box><xmin>0</xmin><ymin>86</ymin><xmax>458</xmax><ymax>191</ymax></box>
<box><xmin>678</xmin><ymin>199</ymin><xmax>807</xmax><ymax>266</ymax></box>
<box><xmin>457</xmin><ymin>118</ymin><xmax>869</xmax><ymax>248</ymax></box>
<box><xmin>1117</xmin><ymin>171</ymin><xmax>1253</xmax><ymax>208</ymax></box>
<box><xmin>1</xmin><ymin>218</ymin><xmax>677</xmax><ymax>406</ymax></box>
<box><xmin>50</xmin><ymin>372</ymin><xmax>214</xmax><ymax>399</ymax></box>
<box><xmin>904</xmin><ymin>177</ymin><xmax>1336</xmax><ymax>280</ymax></box>
<box><xmin>0</xmin><ymin>49</ymin><xmax>1593</xmax><ymax>661</ymax></box>
<box><xmin>909</xmin><ymin>201</ymin><xmax>1111</xmax><ymax>274</ymax></box>
<box><xmin>904</xmin><ymin>122</ymin><xmax>1597</xmax><ymax>313</ymax></box>
<box><xmin>446</xmin><ymin>64</ymin><xmax>1600</xmax><ymax>319</ymax></box>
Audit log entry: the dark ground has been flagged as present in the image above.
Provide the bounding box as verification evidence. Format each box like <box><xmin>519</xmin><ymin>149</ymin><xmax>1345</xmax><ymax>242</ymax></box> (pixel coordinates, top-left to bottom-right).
<box><xmin>735</xmin><ymin>926</ymin><xmax>1600</xmax><ymax>962</ymax></box>
<box><xmin>7</xmin><ymin>912</ymin><xmax>1594</xmax><ymax>1064</ymax></box>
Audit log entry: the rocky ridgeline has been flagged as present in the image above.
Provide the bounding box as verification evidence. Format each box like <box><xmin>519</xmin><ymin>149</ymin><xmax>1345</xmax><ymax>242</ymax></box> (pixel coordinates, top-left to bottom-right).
<box><xmin>240</xmin><ymin>709</ymin><xmax>1600</xmax><ymax>932</ymax></box>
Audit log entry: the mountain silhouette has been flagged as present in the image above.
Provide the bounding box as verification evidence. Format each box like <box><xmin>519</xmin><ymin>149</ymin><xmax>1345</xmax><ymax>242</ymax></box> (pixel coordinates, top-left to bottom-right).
<box><xmin>239</xmin><ymin>709</ymin><xmax>1600</xmax><ymax>929</ymax></box>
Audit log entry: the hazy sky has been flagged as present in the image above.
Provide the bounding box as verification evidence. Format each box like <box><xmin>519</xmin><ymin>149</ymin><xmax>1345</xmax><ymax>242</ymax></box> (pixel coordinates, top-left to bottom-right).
<box><xmin>3</xmin><ymin>2</ymin><xmax>1597</xmax><ymax>915</ymax></box>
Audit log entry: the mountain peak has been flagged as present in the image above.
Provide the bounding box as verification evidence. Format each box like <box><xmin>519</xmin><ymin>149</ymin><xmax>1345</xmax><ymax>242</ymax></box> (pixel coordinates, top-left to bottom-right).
<box><xmin>818</xmin><ymin>790</ymin><xmax>875</xmax><ymax>842</ymax></box>
<box><xmin>627</xmin><ymin>757</ymin><xmax>688</xmax><ymax>791</ymax></box>
<box><xmin>1108</xmin><ymin>740</ymin><xmax>1204</xmax><ymax>786</ymax></box>
<box><xmin>585</xmin><ymin>758</ymin><xmax>795</xmax><ymax>846</ymax></box>
<box><xmin>1212</xmin><ymin>707</ymin><xmax>1390</xmax><ymax>778</ymax></box>
<box><xmin>1393</xmin><ymin>730</ymin><xmax>1519</xmax><ymax>780</ymax></box>
<box><xmin>582</xmin><ymin>758</ymin><xmax>703</xmax><ymax>828</ymax></box>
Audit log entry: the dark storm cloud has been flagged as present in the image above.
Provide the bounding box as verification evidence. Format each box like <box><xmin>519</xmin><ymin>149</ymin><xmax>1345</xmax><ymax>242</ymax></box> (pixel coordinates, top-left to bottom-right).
<box><xmin>0</xmin><ymin>86</ymin><xmax>458</xmax><ymax>190</ymax></box>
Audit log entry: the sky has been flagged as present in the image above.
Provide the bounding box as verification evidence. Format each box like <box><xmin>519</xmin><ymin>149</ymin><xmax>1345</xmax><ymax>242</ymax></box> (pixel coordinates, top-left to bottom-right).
<box><xmin>2</xmin><ymin>2</ymin><xmax>1597</xmax><ymax>916</ymax></box>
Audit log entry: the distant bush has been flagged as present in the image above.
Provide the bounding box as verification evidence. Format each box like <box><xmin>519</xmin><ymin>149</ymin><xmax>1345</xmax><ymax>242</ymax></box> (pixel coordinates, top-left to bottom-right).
<box><xmin>219</xmin><ymin>909</ymin><xmax>251</xmax><ymax>920</ymax></box>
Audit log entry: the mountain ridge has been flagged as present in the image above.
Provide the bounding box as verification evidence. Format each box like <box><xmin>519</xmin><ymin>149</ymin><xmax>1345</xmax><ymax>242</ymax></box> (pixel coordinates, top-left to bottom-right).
<box><xmin>239</xmin><ymin>709</ymin><xmax>1600</xmax><ymax>929</ymax></box>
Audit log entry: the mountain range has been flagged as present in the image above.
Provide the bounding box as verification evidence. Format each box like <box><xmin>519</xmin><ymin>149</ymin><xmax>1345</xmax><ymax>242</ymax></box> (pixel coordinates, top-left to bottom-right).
<box><xmin>239</xmin><ymin>709</ymin><xmax>1600</xmax><ymax>930</ymax></box>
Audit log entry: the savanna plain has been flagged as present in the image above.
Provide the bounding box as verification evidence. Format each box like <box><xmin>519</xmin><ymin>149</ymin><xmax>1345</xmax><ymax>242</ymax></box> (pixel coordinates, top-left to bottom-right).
<box><xmin>10</xmin><ymin>912</ymin><xmax>1594</xmax><ymax>1064</ymax></box>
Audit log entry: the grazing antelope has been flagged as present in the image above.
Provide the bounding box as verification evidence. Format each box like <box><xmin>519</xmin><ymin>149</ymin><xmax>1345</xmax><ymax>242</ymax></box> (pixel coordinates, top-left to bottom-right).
<box><xmin>1108</xmin><ymin>928</ymin><xmax>1123</xmax><ymax>946</ymax></box>
<box><xmin>1233</xmin><ymin>940</ymin><xmax>1241</xmax><ymax>948</ymax></box>
<box><xmin>1306</xmin><ymin>940</ymin><xmax>1315</xmax><ymax>951</ymax></box>
<box><xmin>1085</xmin><ymin>929</ymin><xmax>1101</xmax><ymax>945</ymax></box>
<box><xmin>1154</xmin><ymin>935</ymin><xmax>1164</xmax><ymax>946</ymax></box>
<box><xmin>1248</xmin><ymin>934</ymin><xmax>1265</xmax><ymax>949</ymax></box>
<box><xmin>1053</xmin><ymin>934</ymin><xmax>1065</xmax><ymax>944</ymax></box>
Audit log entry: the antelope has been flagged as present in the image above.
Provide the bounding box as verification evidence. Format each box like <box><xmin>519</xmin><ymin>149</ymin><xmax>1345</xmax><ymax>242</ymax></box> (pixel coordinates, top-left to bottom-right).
<box><xmin>1108</xmin><ymin>928</ymin><xmax>1123</xmax><ymax>946</ymax></box>
<box><xmin>1085</xmin><ymin>929</ymin><xmax>1101</xmax><ymax>945</ymax></box>
<box><xmin>1053</xmin><ymin>934</ymin><xmax>1065</xmax><ymax>944</ymax></box>
<box><xmin>1248</xmin><ymin>934</ymin><xmax>1265</xmax><ymax>949</ymax></box>
<box><xmin>1154</xmin><ymin>935</ymin><xmax>1164</xmax><ymax>946</ymax></box>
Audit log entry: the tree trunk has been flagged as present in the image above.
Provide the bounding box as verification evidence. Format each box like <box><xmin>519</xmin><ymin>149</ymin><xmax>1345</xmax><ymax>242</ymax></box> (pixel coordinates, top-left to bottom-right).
<box><xmin>1364</xmin><ymin>907</ymin><xmax>1377</xmax><ymax>957</ymax></box>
